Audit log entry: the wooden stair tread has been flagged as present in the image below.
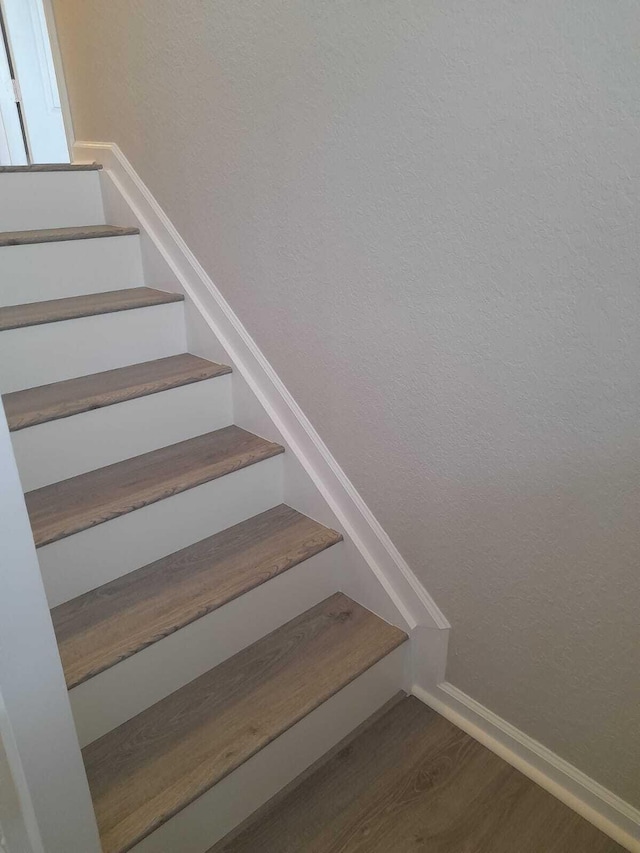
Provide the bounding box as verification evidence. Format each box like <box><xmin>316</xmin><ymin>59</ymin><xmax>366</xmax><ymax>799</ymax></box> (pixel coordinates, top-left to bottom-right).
<box><xmin>0</xmin><ymin>162</ymin><xmax>102</xmax><ymax>172</ymax></box>
<box><xmin>0</xmin><ymin>287</ymin><xmax>183</xmax><ymax>332</ymax></box>
<box><xmin>52</xmin><ymin>505</ymin><xmax>343</xmax><ymax>689</ymax></box>
<box><xmin>25</xmin><ymin>426</ymin><xmax>284</xmax><ymax>548</ymax></box>
<box><xmin>0</xmin><ymin>224</ymin><xmax>138</xmax><ymax>247</ymax></box>
<box><xmin>83</xmin><ymin>593</ymin><xmax>407</xmax><ymax>853</ymax></box>
<box><xmin>212</xmin><ymin>696</ymin><xmax>625</xmax><ymax>853</ymax></box>
<box><xmin>3</xmin><ymin>354</ymin><xmax>230</xmax><ymax>431</ymax></box>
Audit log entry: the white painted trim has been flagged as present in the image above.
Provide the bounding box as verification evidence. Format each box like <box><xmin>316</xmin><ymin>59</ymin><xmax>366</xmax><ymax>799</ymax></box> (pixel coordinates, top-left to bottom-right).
<box><xmin>72</xmin><ymin>140</ymin><xmax>450</xmax><ymax>641</ymax></box>
<box><xmin>0</xmin><ymin>16</ymin><xmax>27</xmax><ymax>166</ymax></box>
<box><xmin>1</xmin><ymin>0</ymin><xmax>69</xmax><ymax>162</ymax></box>
<box><xmin>40</xmin><ymin>0</ymin><xmax>74</xmax><ymax>155</ymax></box>
<box><xmin>413</xmin><ymin>682</ymin><xmax>640</xmax><ymax>853</ymax></box>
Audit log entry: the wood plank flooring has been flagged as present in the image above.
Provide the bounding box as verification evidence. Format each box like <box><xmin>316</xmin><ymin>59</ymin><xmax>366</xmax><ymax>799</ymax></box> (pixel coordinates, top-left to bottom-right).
<box><xmin>213</xmin><ymin>695</ymin><xmax>624</xmax><ymax>853</ymax></box>
<box><xmin>52</xmin><ymin>504</ymin><xmax>343</xmax><ymax>689</ymax></box>
<box><xmin>2</xmin><ymin>354</ymin><xmax>230</xmax><ymax>430</ymax></box>
<box><xmin>0</xmin><ymin>224</ymin><xmax>138</xmax><ymax>247</ymax></box>
<box><xmin>0</xmin><ymin>287</ymin><xmax>182</xmax><ymax>331</ymax></box>
<box><xmin>0</xmin><ymin>163</ymin><xmax>102</xmax><ymax>172</ymax></box>
<box><xmin>82</xmin><ymin>593</ymin><xmax>407</xmax><ymax>853</ymax></box>
<box><xmin>25</xmin><ymin>425</ymin><xmax>284</xmax><ymax>547</ymax></box>
<box><xmin>210</xmin><ymin>697</ymin><xmax>623</xmax><ymax>853</ymax></box>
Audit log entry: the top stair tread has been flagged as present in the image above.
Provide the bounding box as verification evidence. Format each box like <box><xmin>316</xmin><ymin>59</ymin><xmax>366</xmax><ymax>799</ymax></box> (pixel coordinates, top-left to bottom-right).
<box><xmin>0</xmin><ymin>287</ymin><xmax>183</xmax><ymax>331</ymax></box>
<box><xmin>52</xmin><ymin>504</ymin><xmax>343</xmax><ymax>690</ymax></box>
<box><xmin>25</xmin><ymin>425</ymin><xmax>284</xmax><ymax>548</ymax></box>
<box><xmin>82</xmin><ymin>592</ymin><xmax>407</xmax><ymax>853</ymax></box>
<box><xmin>3</xmin><ymin>353</ymin><xmax>231</xmax><ymax>431</ymax></box>
<box><xmin>0</xmin><ymin>162</ymin><xmax>102</xmax><ymax>172</ymax></box>
<box><xmin>0</xmin><ymin>224</ymin><xmax>138</xmax><ymax>247</ymax></box>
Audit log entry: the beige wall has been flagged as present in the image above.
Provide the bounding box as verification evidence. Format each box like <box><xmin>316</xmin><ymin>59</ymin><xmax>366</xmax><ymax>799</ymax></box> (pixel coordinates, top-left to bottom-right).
<box><xmin>52</xmin><ymin>0</ymin><xmax>640</xmax><ymax>808</ymax></box>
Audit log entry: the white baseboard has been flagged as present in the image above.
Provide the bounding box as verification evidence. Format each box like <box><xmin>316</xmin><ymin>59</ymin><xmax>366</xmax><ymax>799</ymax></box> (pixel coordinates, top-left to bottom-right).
<box><xmin>414</xmin><ymin>682</ymin><xmax>640</xmax><ymax>853</ymax></box>
<box><xmin>72</xmin><ymin>140</ymin><xmax>450</xmax><ymax>642</ymax></box>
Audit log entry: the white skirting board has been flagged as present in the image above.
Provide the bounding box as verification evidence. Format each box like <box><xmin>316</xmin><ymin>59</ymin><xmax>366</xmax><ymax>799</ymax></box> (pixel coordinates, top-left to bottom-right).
<box><xmin>413</xmin><ymin>682</ymin><xmax>640</xmax><ymax>853</ymax></box>
<box><xmin>72</xmin><ymin>138</ymin><xmax>451</xmax><ymax>661</ymax></box>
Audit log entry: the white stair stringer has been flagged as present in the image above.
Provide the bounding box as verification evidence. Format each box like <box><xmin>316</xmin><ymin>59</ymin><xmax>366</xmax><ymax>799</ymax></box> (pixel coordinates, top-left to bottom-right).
<box><xmin>0</xmin><ymin>170</ymin><xmax>105</xmax><ymax>231</ymax></box>
<box><xmin>12</xmin><ymin>373</ymin><xmax>232</xmax><ymax>490</ymax></box>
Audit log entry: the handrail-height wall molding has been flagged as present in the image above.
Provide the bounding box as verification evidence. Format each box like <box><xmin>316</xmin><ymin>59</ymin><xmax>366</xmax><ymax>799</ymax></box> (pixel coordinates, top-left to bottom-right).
<box><xmin>73</xmin><ymin>139</ymin><xmax>451</xmax><ymax>690</ymax></box>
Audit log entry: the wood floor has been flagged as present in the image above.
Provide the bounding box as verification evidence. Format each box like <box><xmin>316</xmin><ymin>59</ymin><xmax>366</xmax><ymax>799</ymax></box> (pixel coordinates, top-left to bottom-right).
<box><xmin>213</xmin><ymin>695</ymin><xmax>624</xmax><ymax>853</ymax></box>
<box><xmin>0</xmin><ymin>162</ymin><xmax>102</xmax><ymax>172</ymax></box>
<box><xmin>0</xmin><ymin>224</ymin><xmax>138</xmax><ymax>247</ymax></box>
<box><xmin>3</xmin><ymin>354</ymin><xmax>231</xmax><ymax>430</ymax></box>
<box><xmin>0</xmin><ymin>286</ymin><xmax>180</xmax><ymax>331</ymax></box>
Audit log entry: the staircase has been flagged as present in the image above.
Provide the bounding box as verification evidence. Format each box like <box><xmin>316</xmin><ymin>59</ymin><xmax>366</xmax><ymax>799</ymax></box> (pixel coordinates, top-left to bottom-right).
<box><xmin>0</xmin><ymin>163</ymin><xmax>409</xmax><ymax>853</ymax></box>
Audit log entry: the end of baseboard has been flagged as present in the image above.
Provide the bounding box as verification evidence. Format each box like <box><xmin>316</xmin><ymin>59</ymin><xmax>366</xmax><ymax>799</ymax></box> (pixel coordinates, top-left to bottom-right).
<box><xmin>409</xmin><ymin>624</ymin><xmax>450</xmax><ymax>691</ymax></box>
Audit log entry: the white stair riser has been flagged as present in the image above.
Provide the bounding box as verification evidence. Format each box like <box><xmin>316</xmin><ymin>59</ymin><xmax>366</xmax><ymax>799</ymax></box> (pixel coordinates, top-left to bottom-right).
<box><xmin>0</xmin><ymin>303</ymin><xmax>186</xmax><ymax>393</ymax></box>
<box><xmin>72</xmin><ymin>547</ymin><xmax>341</xmax><ymax>746</ymax></box>
<box><xmin>0</xmin><ymin>172</ymin><xmax>105</xmax><ymax>231</ymax></box>
<box><xmin>0</xmin><ymin>235</ymin><xmax>144</xmax><ymax>307</ymax></box>
<box><xmin>39</xmin><ymin>454</ymin><xmax>284</xmax><ymax>607</ymax></box>
<box><xmin>12</xmin><ymin>375</ymin><xmax>232</xmax><ymax>491</ymax></box>
<box><xmin>131</xmin><ymin>644</ymin><xmax>407</xmax><ymax>853</ymax></box>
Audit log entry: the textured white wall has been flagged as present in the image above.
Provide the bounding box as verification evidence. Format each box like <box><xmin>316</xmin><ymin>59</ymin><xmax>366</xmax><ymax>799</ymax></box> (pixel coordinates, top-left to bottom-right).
<box><xmin>52</xmin><ymin>0</ymin><xmax>640</xmax><ymax>807</ymax></box>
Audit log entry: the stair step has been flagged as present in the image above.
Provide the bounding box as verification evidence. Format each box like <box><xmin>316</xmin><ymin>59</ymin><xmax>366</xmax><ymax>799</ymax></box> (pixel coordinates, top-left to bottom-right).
<box><xmin>0</xmin><ymin>224</ymin><xmax>137</xmax><ymax>248</ymax></box>
<box><xmin>0</xmin><ymin>162</ymin><xmax>102</xmax><ymax>172</ymax></box>
<box><xmin>52</xmin><ymin>505</ymin><xmax>343</xmax><ymax>689</ymax></box>
<box><xmin>212</xmin><ymin>696</ymin><xmax>627</xmax><ymax>853</ymax></box>
<box><xmin>209</xmin><ymin>693</ymin><xmax>410</xmax><ymax>853</ymax></box>
<box><xmin>0</xmin><ymin>287</ymin><xmax>183</xmax><ymax>332</ymax></box>
<box><xmin>3</xmin><ymin>354</ymin><xmax>230</xmax><ymax>431</ymax></box>
<box><xmin>82</xmin><ymin>593</ymin><xmax>407</xmax><ymax>853</ymax></box>
<box><xmin>25</xmin><ymin>426</ymin><xmax>284</xmax><ymax>548</ymax></box>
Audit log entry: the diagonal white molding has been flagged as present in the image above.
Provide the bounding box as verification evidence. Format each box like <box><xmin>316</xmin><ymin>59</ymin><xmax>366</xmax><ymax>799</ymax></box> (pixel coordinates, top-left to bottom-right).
<box><xmin>73</xmin><ymin>140</ymin><xmax>450</xmax><ymax>642</ymax></box>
